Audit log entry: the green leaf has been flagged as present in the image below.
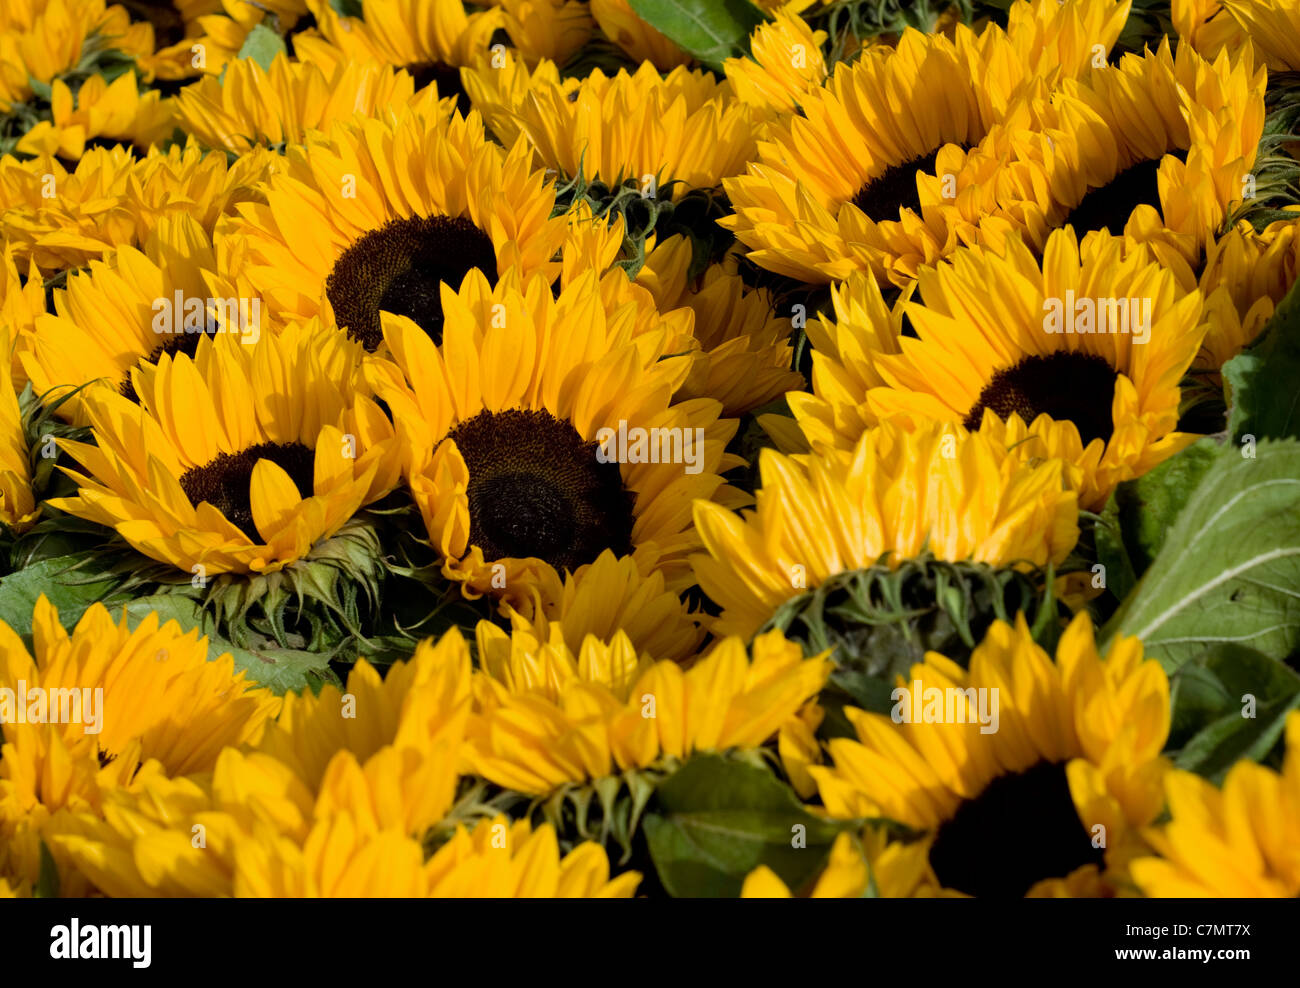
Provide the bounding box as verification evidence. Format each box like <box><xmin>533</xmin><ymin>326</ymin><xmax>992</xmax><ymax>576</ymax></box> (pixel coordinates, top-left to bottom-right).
<box><xmin>1102</xmin><ymin>439</ymin><xmax>1300</xmax><ymax>671</ymax></box>
<box><xmin>643</xmin><ymin>754</ymin><xmax>851</xmax><ymax>897</ymax></box>
<box><xmin>236</xmin><ymin>24</ymin><xmax>287</xmax><ymax>71</ymax></box>
<box><xmin>627</xmin><ymin>0</ymin><xmax>765</xmax><ymax>71</ymax></box>
<box><xmin>1172</xmin><ymin>644</ymin><xmax>1300</xmax><ymax>783</ymax></box>
<box><xmin>1094</xmin><ymin>495</ymin><xmax>1138</xmax><ymax>605</ymax></box>
<box><xmin>36</xmin><ymin>841</ymin><xmax>60</xmax><ymax>898</ymax></box>
<box><xmin>122</xmin><ymin>593</ymin><xmax>337</xmax><ymax>695</ymax></box>
<box><xmin>0</xmin><ymin>555</ymin><xmax>124</xmax><ymax>636</ymax></box>
<box><xmin>1111</xmin><ymin>437</ymin><xmax>1222</xmax><ymax>575</ymax></box>
<box><xmin>1168</xmin><ymin>643</ymin><xmax>1300</xmax><ymax>751</ymax></box>
<box><xmin>1224</xmin><ymin>276</ymin><xmax>1300</xmax><ymax>442</ymax></box>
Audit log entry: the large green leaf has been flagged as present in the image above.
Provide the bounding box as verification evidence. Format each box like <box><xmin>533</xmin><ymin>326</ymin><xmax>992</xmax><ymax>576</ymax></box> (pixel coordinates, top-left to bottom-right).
<box><xmin>627</xmin><ymin>0</ymin><xmax>765</xmax><ymax>71</ymax></box>
<box><xmin>1111</xmin><ymin>437</ymin><xmax>1222</xmax><ymax>576</ymax></box>
<box><xmin>1224</xmin><ymin>277</ymin><xmax>1300</xmax><ymax>442</ymax></box>
<box><xmin>122</xmin><ymin>594</ymin><xmax>337</xmax><ymax>695</ymax></box>
<box><xmin>1169</xmin><ymin>643</ymin><xmax>1300</xmax><ymax>782</ymax></box>
<box><xmin>643</xmin><ymin>754</ymin><xmax>851</xmax><ymax>897</ymax></box>
<box><xmin>0</xmin><ymin>555</ymin><xmax>126</xmax><ymax>635</ymax></box>
<box><xmin>1102</xmin><ymin>439</ymin><xmax>1300</xmax><ymax>670</ymax></box>
<box><xmin>1168</xmin><ymin>643</ymin><xmax>1300</xmax><ymax>757</ymax></box>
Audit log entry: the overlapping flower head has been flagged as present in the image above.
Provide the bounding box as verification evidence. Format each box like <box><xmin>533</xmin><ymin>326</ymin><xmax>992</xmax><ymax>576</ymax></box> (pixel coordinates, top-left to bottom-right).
<box><xmin>0</xmin><ymin>596</ymin><xmax>277</xmax><ymax>894</ymax></box>
<box><xmin>213</xmin><ymin>97</ymin><xmax>572</xmax><ymax>348</ymax></box>
<box><xmin>363</xmin><ymin>263</ymin><xmax>740</xmax><ymax>613</ymax></box>
<box><xmin>48</xmin><ymin>321</ymin><xmax>399</xmax><ymax>575</ymax></box>
<box><xmin>692</xmin><ymin>420</ymin><xmax>1080</xmax><ymax>640</ymax></box>
<box><xmin>722</xmin><ymin>0</ymin><xmax>1133</xmax><ymax>287</ymax></box>
<box><xmin>45</xmin><ymin>627</ymin><xmax>639</xmax><ymax>897</ymax></box>
<box><xmin>788</xmin><ymin>227</ymin><xmax>1207</xmax><ymax>508</ymax></box>
<box><xmin>797</xmin><ymin>614</ymin><xmax>1171</xmax><ymax>897</ymax></box>
<box><xmin>937</xmin><ymin>38</ymin><xmax>1267</xmax><ymax>269</ymax></box>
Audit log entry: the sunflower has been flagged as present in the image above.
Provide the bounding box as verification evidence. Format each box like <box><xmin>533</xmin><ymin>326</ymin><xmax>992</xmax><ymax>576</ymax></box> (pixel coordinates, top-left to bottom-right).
<box><xmin>462</xmin><ymin>59</ymin><xmax>757</xmax><ymax>200</ymax></box>
<box><xmin>1196</xmin><ymin>215</ymin><xmax>1300</xmax><ymax>371</ymax></box>
<box><xmin>19</xmin><ymin>213</ymin><xmax>227</xmax><ymax>424</ymax></box>
<box><xmin>938</xmin><ymin>40</ymin><xmax>1267</xmax><ymax>269</ymax></box>
<box><xmin>0</xmin><ymin>328</ymin><xmax>37</xmax><ymax>532</ymax></box>
<box><xmin>721</xmin><ymin>2</ymin><xmax>1131</xmax><ymax>287</ymax></box>
<box><xmin>48</xmin><ymin>633</ymin><xmax>636</xmax><ymax>898</ymax></box>
<box><xmin>47</xmin><ymin>321</ymin><xmax>400</xmax><ymax>576</ymax></box>
<box><xmin>363</xmin><ymin>265</ymin><xmax>740</xmax><ymax>610</ymax></box>
<box><xmin>1218</xmin><ymin>0</ymin><xmax>1300</xmax><ymax>71</ymax></box>
<box><xmin>466</xmin><ymin>619</ymin><xmax>830</xmax><ymax>796</ymax></box>
<box><xmin>722</xmin><ymin>8</ymin><xmax>829</xmax><ymax>118</ymax></box>
<box><xmin>0</xmin><ymin>141</ymin><xmax>279</xmax><ymax>275</ymax></box>
<box><xmin>291</xmin><ymin>0</ymin><xmax>500</xmax><ymax>107</ymax></box>
<box><xmin>692</xmin><ymin>420</ymin><xmax>1079</xmax><ymax>640</ymax></box>
<box><xmin>1130</xmin><ymin>712</ymin><xmax>1300</xmax><ymax>897</ymax></box>
<box><xmin>212</xmin><ymin>100</ymin><xmax>570</xmax><ymax>347</ymax></box>
<box><xmin>172</xmin><ymin>52</ymin><xmax>419</xmax><ymax>154</ymax></box>
<box><xmin>1170</xmin><ymin>0</ymin><xmax>1251</xmax><ymax>63</ymax></box>
<box><xmin>13</xmin><ymin>72</ymin><xmax>173</xmax><ymax>159</ymax></box>
<box><xmin>742</xmin><ymin>828</ymin><xmax>945</xmax><ymax>898</ymax></box>
<box><xmin>501</xmin><ymin>549</ymin><xmax>707</xmax><ymax>665</ymax></box>
<box><xmin>633</xmin><ymin>235</ymin><xmax>804</xmax><ymax>416</ymax></box>
<box><xmin>490</xmin><ymin>0</ymin><xmax>594</xmax><ymax>68</ymax></box>
<box><xmin>810</xmin><ymin>613</ymin><xmax>1170</xmax><ymax>897</ymax></box>
<box><xmin>588</xmin><ymin>0</ymin><xmax>691</xmax><ymax>70</ymax></box>
<box><xmin>188</xmin><ymin>0</ymin><xmax>310</xmax><ymax>76</ymax></box>
<box><xmin>793</xmin><ymin>228</ymin><xmax>1207</xmax><ymax>509</ymax></box>
<box><xmin>0</xmin><ymin>245</ymin><xmax>47</xmax><ymax>386</ymax></box>
<box><xmin>0</xmin><ymin>595</ymin><xmax>277</xmax><ymax>891</ymax></box>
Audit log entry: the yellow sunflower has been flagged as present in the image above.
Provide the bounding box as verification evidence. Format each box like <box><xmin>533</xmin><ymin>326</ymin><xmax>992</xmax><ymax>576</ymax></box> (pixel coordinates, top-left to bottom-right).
<box><xmin>213</xmin><ymin>100</ymin><xmax>569</xmax><ymax>347</ymax></box>
<box><xmin>692</xmin><ymin>420</ymin><xmax>1079</xmax><ymax>640</ymax></box>
<box><xmin>291</xmin><ymin>0</ymin><xmax>500</xmax><ymax>106</ymax></box>
<box><xmin>1218</xmin><ymin>0</ymin><xmax>1300</xmax><ymax>71</ymax></box>
<box><xmin>0</xmin><ymin>141</ymin><xmax>279</xmax><ymax>275</ymax></box>
<box><xmin>722</xmin><ymin>2</ymin><xmax>1131</xmax><ymax>286</ymax></box>
<box><xmin>742</xmin><ymin>827</ymin><xmax>946</xmax><ymax>898</ymax></box>
<box><xmin>633</xmin><ymin>235</ymin><xmax>804</xmax><ymax>416</ymax></box>
<box><xmin>811</xmin><ymin>613</ymin><xmax>1170</xmax><ymax>897</ymax></box>
<box><xmin>0</xmin><ymin>245</ymin><xmax>47</xmax><ymax>385</ymax></box>
<box><xmin>466</xmin><ymin>619</ymin><xmax>830</xmax><ymax>796</ymax></box>
<box><xmin>463</xmin><ymin>59</ymin><xmax>756</xmax><ymax>199</ymax></box>
<box><xmin>363</xmin><ymin>265</ymin><xmax>740</xmax><ymax>611</ymax></box>
<box><xmin>1170</xmin><ymin>0</ymin><xmax>1252</xmax><ymax>63</ymax></box>
<box><xmin>722</xmin><ymin>8</ymin><xmax>828</xmax><ymax>118</ymax></box>
<box><xmin>1130</xmin><ymin>712</ymin><xmax>1300</xmax><ymax>897</ymax></box>
<box><xmin>187</xmin><ymin>0</ymin><xmax>310</xmax><ymax>76</ymax></box>
<box><xmin>47</xmin><ymin>321</ymin><xmax>400</xmax><ymax>576</ymax></box>
<box><xmin>13</xmin><ymin>72</ymin><xmax>173</xmax><ymax>159</ymax></box>
<box><xmin>1196</xmin><ymin>215</ymin><xmax>1300</xmax><ymax>371</ymax></box>
<box><xmin>792</xmin><ymin>228</ymin><xmax>1207</xmax><ymax>509</ymax></box>
<box><xmin>172</xmin><ymin>52</ymin><xmax>420</xmax><ymax>154</ymax></box>
<box><xmin>489</xmin><ymin>0</ymin><xmax>594</xmax><ymax>67</ymax></box>
<box><xmin>18</xmin><ymin>214</ymin><xmax>227</xmax><ymax>424</ymax></box>
<box><xmin>0</xmin><ymin>327</ymin><xmax>37</xmax><ymax>532</ymax></box>
<box><xmin>0</xmin><ymin>595</ymin><xmax>277</xmax><ymax>891</ymax></box>
<box><xmin>588</xmin><ymin>0</ymin><xmax>691</xmax><ymax>70</ymax></box>
<box><xmin>939</xmin><ymin>40</ymin><xmax>1267</xmax><ymax>269</ymax></box>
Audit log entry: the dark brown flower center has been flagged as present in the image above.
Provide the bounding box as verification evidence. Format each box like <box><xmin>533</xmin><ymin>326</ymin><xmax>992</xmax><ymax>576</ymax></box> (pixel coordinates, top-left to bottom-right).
<box><xmin>928</xmin><ymin>760</ymin><xmax>1106</xmax><ymax>898</ymax></box>
<box><xmin>405</xmin><ymin>61</ymin><xmax>471</xmax><ymax>114</ymax></box>
<box><xmin>120</xmin><ymin>328</ymin><xmax>218</xmax><ymax>403</ymax></box>
<box><xmin>443</xmin><ymin>408</ymin><xmax>635</xmax><ymax>573</ymax></box>
<box><xmin>325</xmin><ymin>214</ymin><xmax>497</xmax><ymax>351</ymax></box>
<box><xmin>1063</xmin><ymin>150</ymin><xmax>1186</xmax><ymax>236</ymax></box>
<box><xmin>964</xmin><ymin>351</ymin><xmax>1118</xmax><ymax>447</ymax></box>
<box><xmin>849</xmin><ymin>145</ymin><xmax>955</xmax><ymax>224</ymax></box>
<box><xmin>178</xmin><ymin>441</ymin><xmax>315</xmax><ymax>542</ymax></box>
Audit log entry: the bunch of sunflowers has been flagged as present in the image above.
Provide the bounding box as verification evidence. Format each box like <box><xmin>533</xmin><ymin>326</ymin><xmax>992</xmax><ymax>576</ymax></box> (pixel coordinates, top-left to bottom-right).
<box><xmin>0</xmin><ymin>0</ymin><xmax>1298</xmax><ymax>902</ymax></box>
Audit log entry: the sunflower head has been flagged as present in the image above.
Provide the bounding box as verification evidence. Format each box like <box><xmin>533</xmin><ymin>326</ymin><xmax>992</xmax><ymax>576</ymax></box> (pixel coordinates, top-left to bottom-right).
<box><xmin>47</xmin><ymin>320</ymin><xmax>399</xmax><ymax>576</ymax></box>
<box><xmin>810</xmin><ymin>612</ymin><xmax>1171</xmax><ymax>897</ymax></box>
<box><xmin>364</xmin><ymin>265</ymin><xmax>738</xmax><ymax>613</ymax></box>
